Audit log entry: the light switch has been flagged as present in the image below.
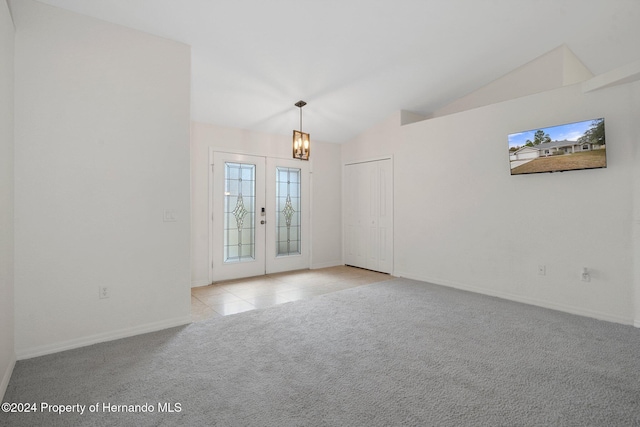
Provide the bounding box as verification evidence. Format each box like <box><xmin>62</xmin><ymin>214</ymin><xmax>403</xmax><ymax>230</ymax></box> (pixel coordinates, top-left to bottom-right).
<box><xmin>163</xmin><ymin>209</ymin><xmax>177</xmax><ymax>222</ymax></box>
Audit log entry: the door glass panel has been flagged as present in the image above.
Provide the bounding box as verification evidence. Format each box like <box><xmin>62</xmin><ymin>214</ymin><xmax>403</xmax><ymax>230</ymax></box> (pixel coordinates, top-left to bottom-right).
<box><xmin>224</xmin><ymin>162</ymin><xmax>256</xmax><ymax>262</ymax></box>
<box><xmin>276</xmin><ymin>167</ymin><xmax>301</xmax><ymax>257</ymax></box>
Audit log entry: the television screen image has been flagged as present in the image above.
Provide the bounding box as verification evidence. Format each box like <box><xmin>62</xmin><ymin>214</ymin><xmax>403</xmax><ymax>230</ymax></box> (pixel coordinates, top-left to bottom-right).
<box><xmin>508</xmin><ymin>118</ymin><xmax>606</xmax><ymax>175</ymax></box>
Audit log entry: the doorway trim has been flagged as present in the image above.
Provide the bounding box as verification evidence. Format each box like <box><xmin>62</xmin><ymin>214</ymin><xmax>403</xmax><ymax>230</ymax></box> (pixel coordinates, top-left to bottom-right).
<box><xmin>343</xmin><ymin>155</ymin><xmax>394</xmax><ymax>275</ymax></box>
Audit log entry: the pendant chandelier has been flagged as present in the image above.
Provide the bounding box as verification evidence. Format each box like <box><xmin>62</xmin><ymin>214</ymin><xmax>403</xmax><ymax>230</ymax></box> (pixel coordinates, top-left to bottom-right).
<box><xmin>293</xmin><ymin>100</ymin><xmax>310</xmax><ymax>160</ymax></box>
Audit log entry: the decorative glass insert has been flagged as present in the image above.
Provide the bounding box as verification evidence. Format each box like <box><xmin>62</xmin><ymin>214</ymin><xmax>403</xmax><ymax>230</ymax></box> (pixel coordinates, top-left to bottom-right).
<box><xmin>276</xmin><ymin>167</ymin><xmax>301</xmax><ymax>256</ymax></box>
<box><xmin>224</xmin><ymin>162</ymin><xmax>256</xmax><ymax>263</ymax></box>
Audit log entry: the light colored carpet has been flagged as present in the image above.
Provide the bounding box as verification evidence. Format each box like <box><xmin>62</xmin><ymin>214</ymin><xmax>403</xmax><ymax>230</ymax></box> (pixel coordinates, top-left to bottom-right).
<box><xmin>3</xmin><ymin>278</ymin><xmax>640</xmax><ymax>426</ymax></box>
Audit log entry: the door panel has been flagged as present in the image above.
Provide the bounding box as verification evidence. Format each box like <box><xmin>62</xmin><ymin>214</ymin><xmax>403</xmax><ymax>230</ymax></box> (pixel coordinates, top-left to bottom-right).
<box><xmin>345</xmin><ymin>165</ymin><xmax>364</xmax><ymax>267</ymax></box>
<box><xmin>376</xmin><ymin>162</ymin><xmax>393</xmax><ymax>273</ymax></box>
<box><xmin>212</xmin><ymin>152</ymin><xmax>266</xmax><ymax>282</ymax></box>
<box><xmin>266</xmin><ymin>157</ymin><xmax>310</xmax><ymax>274</ymax></box>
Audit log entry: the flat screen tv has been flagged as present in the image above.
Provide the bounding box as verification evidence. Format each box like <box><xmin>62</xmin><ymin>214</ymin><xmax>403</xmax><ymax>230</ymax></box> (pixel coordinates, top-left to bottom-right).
<box><xmin>508</xmin><ymin>118</ymin><xmax>606</xmax><ymax>175</ymax></box>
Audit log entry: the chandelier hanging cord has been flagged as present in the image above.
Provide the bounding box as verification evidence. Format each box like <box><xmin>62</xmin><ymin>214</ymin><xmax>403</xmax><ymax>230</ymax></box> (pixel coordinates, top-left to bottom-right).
<box><xmin>295</xmin><ymin>100</ymin><xmax>307</xmax><ymax>132</ymax></box>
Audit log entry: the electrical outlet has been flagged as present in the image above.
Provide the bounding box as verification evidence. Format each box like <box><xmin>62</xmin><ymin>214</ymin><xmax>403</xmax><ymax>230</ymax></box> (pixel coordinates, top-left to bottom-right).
<box><xmin>537</xmin><ymin>265</ymin><xmax>546</xmax><ymax>276</ymax></box>
<box><xmin>99</xmin><ymin>286</ymin><xmax>109</xmax><ymax>299</ymax></box>
<box><xmin>581</xmin><ymin>268</ymin><xmax>591</xmax><ymax>282</ymax></box>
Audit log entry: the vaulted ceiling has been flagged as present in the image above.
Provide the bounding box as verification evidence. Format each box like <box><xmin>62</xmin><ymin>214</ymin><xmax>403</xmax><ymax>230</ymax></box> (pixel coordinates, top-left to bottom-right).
<box><xmin>33</xmin><ymin>0</ymin><xmax>640</xmax><ymax>143</ymax></box>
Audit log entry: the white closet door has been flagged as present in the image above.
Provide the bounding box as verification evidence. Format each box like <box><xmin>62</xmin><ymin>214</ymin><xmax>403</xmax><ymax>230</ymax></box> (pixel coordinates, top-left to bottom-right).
<box><xmin>345</xmin><ymin>159</ymin><xmax>393</xmax><ymax>274</ymax></box>
<box><xmin>374</xmin><ymin>159</ymin><xmax>393</xmax><ymax>274</ymax></box>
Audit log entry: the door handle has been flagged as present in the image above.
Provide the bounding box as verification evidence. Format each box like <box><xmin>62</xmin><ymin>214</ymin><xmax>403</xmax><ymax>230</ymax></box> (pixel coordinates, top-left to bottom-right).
<box><xmin>260</xmin><ymin>220</ymin><xmax>266</xmax><ymax>225</ymax></box>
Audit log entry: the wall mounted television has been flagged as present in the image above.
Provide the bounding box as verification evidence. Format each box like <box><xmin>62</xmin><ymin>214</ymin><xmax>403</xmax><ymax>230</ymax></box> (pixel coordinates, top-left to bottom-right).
<box><xmin>508</xmin><ymin>118</ymin><xmax>606</xmax><ymax>175</ymax></box>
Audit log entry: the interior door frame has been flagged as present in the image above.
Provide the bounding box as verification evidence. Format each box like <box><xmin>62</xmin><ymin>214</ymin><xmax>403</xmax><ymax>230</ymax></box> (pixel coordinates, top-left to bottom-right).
<box><xmin>208</xmin><ymin>148</ymin><xmax>311</xmax><ymax>283</ymax></box>
<box><xmin>343</xmin><ymin>155</ymin><xmax>394</xmax><ymax>275</ymax></box>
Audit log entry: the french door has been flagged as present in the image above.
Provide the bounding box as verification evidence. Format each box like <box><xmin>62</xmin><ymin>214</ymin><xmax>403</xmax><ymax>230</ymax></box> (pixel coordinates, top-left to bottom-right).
<box><xmin>211</xmin><ymin>152</ymin><xmax>309</xmax><ymax>282</ymax></box>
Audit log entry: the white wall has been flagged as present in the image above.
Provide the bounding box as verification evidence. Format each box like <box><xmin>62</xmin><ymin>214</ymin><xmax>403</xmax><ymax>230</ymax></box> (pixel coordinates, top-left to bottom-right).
<box><xmin>191</xmin><ymin>121</ymin><xmax>342</xmax><ymax>286</ymax></box>
<box><xmin>342</xmin><ymin>111</ymin><xmax>401</xmax><ymax>164</ymax></box>
<box><xmin>12</xmin><ymin>0</ymin><xmax>192</xmax><ymax>358</ymax></box>
<box><xmin>433</xmin><ymin>46</ymin><xmax>593</xmax><ymax>118</ymax></box>
<box><xmin>0</xmin><ymin>0</ymin><xmax>15</xmax><ymax>400</ymax></box>
<box><xmin>308</xmin><ymin>138</ymin><xmax>342</xmax><ymax>269</ymax></box>
<box><xmin>346</xmin><ymin>81</ymin><xmax>638</xmax><ymax>325</ymax></box>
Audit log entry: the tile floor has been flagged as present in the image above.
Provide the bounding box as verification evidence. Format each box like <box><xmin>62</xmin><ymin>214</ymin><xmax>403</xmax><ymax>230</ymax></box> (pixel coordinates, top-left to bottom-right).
<box><xmin>191</xmin><ymin>265</ymin><xmax>390</xmax><ymax>322</ymax></box>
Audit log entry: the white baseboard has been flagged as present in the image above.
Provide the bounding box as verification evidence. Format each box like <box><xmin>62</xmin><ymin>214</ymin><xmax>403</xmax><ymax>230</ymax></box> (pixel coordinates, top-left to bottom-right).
<box><xmin>1</xmin><ymin>353</ymin><xmax>16</xmax><ymax>401</ymax></box>
<box><xmin>16</xmin><ymin>315</ymin><xmax>192</xmax><ymax>361</ymax></box>
<box><xmin>395</xmin><ymin>271</ymin><xmax>633</xmax><ymax>326</ymax></box>
<box><xmin>191</xmin><ymin>279</ymin><xmax>211</xmax><ymax>288</ymax></box>
<box><xmin>311</xmin><ymin>260</ymin><xmax>343</xmax><ymax>270</ymax></box>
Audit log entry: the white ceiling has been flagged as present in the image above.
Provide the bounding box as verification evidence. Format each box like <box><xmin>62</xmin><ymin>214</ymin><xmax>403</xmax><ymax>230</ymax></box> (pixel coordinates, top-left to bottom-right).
<box><xmin>34</xmin><ymin>0</ymin><xmax>640</xmax><ymax>143</ymax></box>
